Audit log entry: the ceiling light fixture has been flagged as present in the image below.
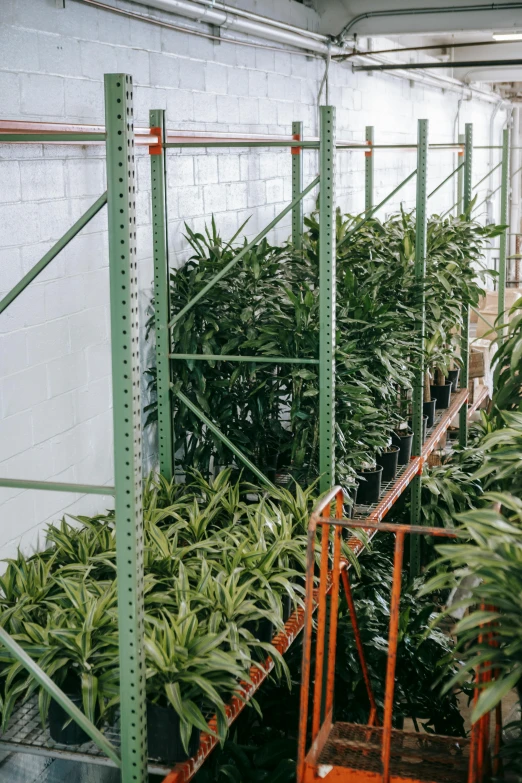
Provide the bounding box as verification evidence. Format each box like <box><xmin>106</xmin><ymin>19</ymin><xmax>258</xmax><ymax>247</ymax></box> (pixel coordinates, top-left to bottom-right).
<box><xmin>492</xmin><ymin>32</ymin><xmax>522</xmax><ymax>40</ymax></box>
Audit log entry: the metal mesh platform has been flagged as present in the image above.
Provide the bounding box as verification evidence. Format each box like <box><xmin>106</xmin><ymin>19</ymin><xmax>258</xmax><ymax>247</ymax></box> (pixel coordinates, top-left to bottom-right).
<box><xmin>318</xmin><ymin>722</ymin><xmax>470</xmax><ymax>783</ymax></box>
<box><xmin>0</xmin><ymin>699</ymin><xmax>172</xmax><ymax>775</ymax></box>
<box><xmin>352</xmin><ymin>391</ymin><xmax>466</xmax><ymax>523</ymax></box>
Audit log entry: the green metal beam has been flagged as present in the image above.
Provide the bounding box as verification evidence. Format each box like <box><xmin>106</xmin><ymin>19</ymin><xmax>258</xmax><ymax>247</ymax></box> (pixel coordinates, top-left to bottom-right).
<box><xmin>0</xmin><ymin>627</ymin><xmax>121</xmax><ymax>766</ymax></box>
<box><xmin>473</xmin><ymin>160</ymin><xmax>502</xmax><ymax>191</ymax></box>
<box><xmin>410</xmin><ymin>118</ymin><xmax>428</xmax><ymax>578</ymax></box>
<box><xmin>471</xmin><ymin>305</ymin><xmax>495</xmax><ymax>331</ymax></box>
<box><xmin>105</xmin><ymin>74</ymin><xmax>147</xmax><ymax>783</ymax></box>
<box><xmin>168</xmin><ymin>175</ymin><xmax>320</xmax><ymax>330</ymax></box>
<box><xmin>169</xmin><ymin>353</ymin><xmax>318</xmax><ymax>364</ymax></box>
<box><xmin>319</xmin><ymin>106</ymin><xmax>336</xmax><ymax>494</ymax></box>
<box><xmin>427</xmin><ymin>161</ymin><xmax>464</xmax><ymax>200</ymax></box>
<box><xmin>292</xmin><ymin>121</ymin><xmax>304</xmax><ymax>251</ymax></box>
<box><xmin>174</xmin><ymin>388</ymin><xmax>276</xmax><ymax>490</ymax></box>
<box><xmin>0</xmin><ymin>478</ymin><xmax>115</xmax><ymax>495</ymax></box>
<box><xmin>0</xmin><ymin>133</ymin><xmax>106</xmax><ymax>143</ymax></box>
<box><xmin>0</xmin><ymin>192</ymin><xmax>107</xmax><ymax>316</ymax></box>
<box><xmin>459</xmin><ymin>123</ymin><xmax>473</xmax><ymax>450</ymax></box>
<box><xmin>498</xmin><ymin>126</ymin><xmax>510</xmax><ymax>343</ymax></box>
<box><xmin>365</xmin><ymin>126</ymin><xmax>374</xmax><ymax>215</ymax></box>
<box><xmin>150</xmin><ymin>109</ymin><xmax>174</xmax><ymax>481</ymax></box>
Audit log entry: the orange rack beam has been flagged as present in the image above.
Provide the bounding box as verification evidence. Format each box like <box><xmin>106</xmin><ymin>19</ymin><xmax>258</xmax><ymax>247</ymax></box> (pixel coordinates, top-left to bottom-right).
<box><xmin>159</xmin><ymin>388</ymin><xmax>471</xmax><ymax>782</ymax></box>
<box><xmin>467</xmin><ymin>385</ymin><xmax>489</xmax><ymax>417</ymax></box>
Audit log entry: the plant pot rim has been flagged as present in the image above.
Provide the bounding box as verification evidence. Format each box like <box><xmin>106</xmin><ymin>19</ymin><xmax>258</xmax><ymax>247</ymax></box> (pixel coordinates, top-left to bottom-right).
<box><xmin>358</xmin><ymin>465</ymin><xmax>383</xmax><ymax>475</ymax></box>
<box><xmin>430</xmin><ymin>381</ymin><xmax>453</xmax><ymax>388</ymax></box>
<box><xmin>380</xmin><ymin>445</ymin><xmax>399</xmax><ymax>454</ymax></box>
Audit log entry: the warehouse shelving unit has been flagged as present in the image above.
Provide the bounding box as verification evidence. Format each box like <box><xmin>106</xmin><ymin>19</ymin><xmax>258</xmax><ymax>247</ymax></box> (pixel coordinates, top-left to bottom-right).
<box><xmin>0</xmin><ymin>72</ymin><xmax>510</xmax><ymax>783</ymax></box>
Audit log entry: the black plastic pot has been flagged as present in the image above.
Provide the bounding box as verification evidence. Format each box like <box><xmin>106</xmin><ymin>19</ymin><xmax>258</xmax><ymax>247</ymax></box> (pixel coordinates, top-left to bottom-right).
<box><xmin>147</xmin><ymin>700</ymin><xmax>200</xmax><ymax>762</ymax></box>
<box><xmin>376</xmin><ymin>447</ymin><xmax>399</xmax><ymax>483</ymax></box>
<box><xmin>49</xmin><ymin>673</ymin><xmax>98</xmax><ymax>746</ymax></box>
<box><xmin>356</xmin><ymin>466</ymin><xmax>383</xmax><ymax>505</ymax></box>
<box><xmin>430</xmin><ymin>382</ymin><xmax>453</xmax><ymax>410</ymax></box>
<box><xmin>447</xmin><ymin>368</ymin><xmax>460</xmax><ymax>392</ymax></box>
<box><xmin>408</xmin><ymin>415</ymin><xmax>429</xmax><ymax>442</ymax></box>
<box><xmin>245</xmin><ymin>617</ymin><xmax>275</xmax><ymax>644</ymax></box>
<box><xmin>282</xmin><ymin>594</ymin><xmax>292</xmax><ymax>623</ymax></box>
<box><xmin>423</xmin><ymin>399</ymin><xmax>437</xmax><ymax>428</ymax></box>
<box><xmin>392</xmin><ymin>430</ymin><xmax>413</xmax><ymax>465</ymax></box>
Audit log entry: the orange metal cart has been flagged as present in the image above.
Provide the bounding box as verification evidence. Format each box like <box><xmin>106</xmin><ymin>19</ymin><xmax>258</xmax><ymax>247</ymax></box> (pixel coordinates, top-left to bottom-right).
<box><xmin>298</xmin><ymin>487</ymin><xmax>499</xmax><ymax>783</ymax></box>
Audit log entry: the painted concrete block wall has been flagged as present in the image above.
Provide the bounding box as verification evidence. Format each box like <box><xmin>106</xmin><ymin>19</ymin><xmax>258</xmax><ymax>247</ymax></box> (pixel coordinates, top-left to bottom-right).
<box><xmin>0</xmin><ymin>0</ymin><xmax>509</xmax><ymax>560</ymax></box>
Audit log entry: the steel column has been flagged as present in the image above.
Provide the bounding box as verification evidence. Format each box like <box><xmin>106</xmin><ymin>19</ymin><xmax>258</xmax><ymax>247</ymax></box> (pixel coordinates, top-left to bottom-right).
<box><xmin>498</xmin><ymin>126</ymin><xmax>510</xmax><ymax>342</ymax></box>
<box><xmin>459</xmin><ymin>123</ymin><xmax>473</xmax><ymax>449</ymax></box>
<box><xmin>409</xmin><ymin>119</ymin><xmax>428</xmax><ymax>577</ymax></box>
<box><xmin>150</xmin><ymin>109</ymin><xmax>174</xmax><ymax>480</ymax></box>
<box><xmin>292</xmin><ymin>121</ymin><xmax>304</xmax><ymax>250</ymax></box>
<box><xmin>365</xmin><ymin>126</ymin><xmax>374</xmax><ymax>215</ymax></box>
<box><xmin>318</xmin><ymin>106</ymin><xmax>336</xmax><ymax>493</ymax></box>
<box><xmin>457</xmin><ymin>133</ymin><xmax>465</xmax><ymax>215</ymax></box>
<box><xmin>104</xmin><ymin>74</ymin><xmax>147</xmax><ymax>783</ymax></box>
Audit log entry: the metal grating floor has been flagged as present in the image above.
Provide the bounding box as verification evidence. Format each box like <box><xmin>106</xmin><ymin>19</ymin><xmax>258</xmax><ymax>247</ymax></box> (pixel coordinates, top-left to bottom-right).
<box><xmin>318</xmin><ymin>722</ymin><xmax>470</xmax><ymax>783</ymax></box>
<box><xmin>0</xmin><ymin>699</ymin><xmax>172</xmax><ymax>775</ymax></box>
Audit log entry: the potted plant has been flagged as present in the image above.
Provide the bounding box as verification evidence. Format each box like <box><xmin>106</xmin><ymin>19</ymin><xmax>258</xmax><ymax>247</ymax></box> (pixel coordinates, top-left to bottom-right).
<box><xmin>377</xmin><ymin>443</ymin><xmax>400</xmax><ymax>482</ymax></box>
<box><xmin>144</xmin><ymin>606</ymin><xmax>247</xmax><ymax>762</ymax></box>
<box><xmin>356</xmin><ymin>460</ymin><xmax>383</xmax><ymax>505</ymax></box>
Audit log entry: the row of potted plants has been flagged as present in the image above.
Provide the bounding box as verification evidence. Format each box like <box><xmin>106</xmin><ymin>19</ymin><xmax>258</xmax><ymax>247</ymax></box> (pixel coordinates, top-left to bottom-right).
<box><xmin>0</xmin><ymin>472</ymin><xmax>318</xmax><ymax>762</ymax></box>
<box><xmin>146</xmin><ymin>204</ymin><xmax>499</xmax><ymax>495</ymax></box>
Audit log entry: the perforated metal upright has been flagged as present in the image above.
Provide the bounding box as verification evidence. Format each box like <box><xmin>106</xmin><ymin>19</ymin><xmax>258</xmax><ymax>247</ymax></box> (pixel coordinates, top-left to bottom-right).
<box><xmin>409</xmin><ymin>119</ymin><xmax>428</xmax><ymax>576</ymax></box>
<box><xmin>292</xmin><ymin>121</ymin><xmax>304</xmax><ymax>250</ymax></box>
<box><xmin>319</xmin><ymin>106</ymin><xmax>336</xmax><ymax>493</ymax></box>
<box><xmin>457</xmin><ymin>132</ymin><xmax>465</xmax><ymax>214</ymax></box>
<box><xmin>105</xmin><ymin>74</ymin><xmax>148</xmax><ymax>783</ymax></box>
<box><xmin>150</xmin><ymin>108</ymin><xmax>174</xmax><ymax>480</ymax></box>
<box><xmin>498</xmin><ymin>126</ymin><xmax>510</xmax><ymax>342</ymax></box>
<box><xmin>365</xmin><ymin>125</ymin><xmax>374</xmax><ymax>214</ymax></box>
<box><xmin>459</xmin><ymin>123</ymin><xmax>473</xmax><ymax>449</ymax></box>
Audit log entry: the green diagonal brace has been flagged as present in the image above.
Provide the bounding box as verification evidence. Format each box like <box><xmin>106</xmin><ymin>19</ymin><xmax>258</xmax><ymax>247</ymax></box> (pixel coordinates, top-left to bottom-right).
<box><xmin>174</xmin><ymin>388</ymin><xmax>276</xmax><ymax>490</ymax></box>
<box><xmin>0</xmin><ymin>192</ymin><xmax>107</xmax><ymax>315</ymax></box>
<box><xmin>168</xmin><ymin>176</ymin><xmax>320</xmax><ymax>329</ymax></box>
<box><xmin>0</xmin><ymin>626</ymin><xmax>120</xmax><ymax>766</ymax></box>
<box><xmin>340</xmin><ymin>169</ymin><xmax>417</xmax><ymax>247</ymax></box>
<box><xmin>427</xmin><ymin>161</ymin><xmax>464</xmax><ymax>200</ymax></box>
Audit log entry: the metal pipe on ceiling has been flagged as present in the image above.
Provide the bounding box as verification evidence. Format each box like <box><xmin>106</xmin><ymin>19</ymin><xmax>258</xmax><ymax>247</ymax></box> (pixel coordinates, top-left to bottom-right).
<box><xmin>127</xmin><ymin>0</ymin><xmax>345</xmax><ymax>55</ymax></box>
<box><xmin>77</xmin><ymin>0</ymin><xmax>507</xmax><ymax>105</ymax></box>
<box><xmin>335</xmin><ymin>38</ymin><xmax>522</xmax><ymax>60</ymax></box>
<box><xmin>354</xmin><ymin>58</ymin><xmax>522</xmax><ymax>72</ymax></box>
<box><xmin>336</xmin><ymin>2</ymin><xmax>522</xmax><ymax>42</ymax></box>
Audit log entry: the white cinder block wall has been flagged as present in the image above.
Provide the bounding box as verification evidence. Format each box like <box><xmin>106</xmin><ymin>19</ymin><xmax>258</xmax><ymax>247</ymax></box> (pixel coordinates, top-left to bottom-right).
<box><xmin>0</xmin><ymin>0</ymin><xmax>509</xmax><ymax>560</ymax></box>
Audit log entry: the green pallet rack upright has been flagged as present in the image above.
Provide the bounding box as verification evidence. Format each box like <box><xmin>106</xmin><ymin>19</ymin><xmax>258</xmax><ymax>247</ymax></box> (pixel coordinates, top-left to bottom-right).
<box><xmin>0</xmin><ymin>73</ymin><xmax>148</xmax><ymax>783</ymax></box>
<box><xmin>409</xmin><ymin>119</ymin><xmax>429</xmax><ymax>576</ymax></box>
<box><xmin>105</xmin><ymin>74</ymin><xmax>148</xmax><ymax>783</ymax></box>
<box><xmin>459</xmin><ymin>123</ymin><xmax>473</xmax><ymax>449</ymax></box>
<box><xmin>498</xmin><ymin>126</ymin><xmax>510</xmax><ymax>341</ymax></box>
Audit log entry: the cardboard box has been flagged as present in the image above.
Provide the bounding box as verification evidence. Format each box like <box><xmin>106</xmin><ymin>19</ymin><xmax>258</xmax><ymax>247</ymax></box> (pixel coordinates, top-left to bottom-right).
<box><xmin>469</xmin><ymin>350</ymin><xmax>485</xmax><ymax>379</ymax></box>
<box><xmin>468</xmin><ymin>377</ymin><xmax>479</xmax><ymax>404</ymax></box>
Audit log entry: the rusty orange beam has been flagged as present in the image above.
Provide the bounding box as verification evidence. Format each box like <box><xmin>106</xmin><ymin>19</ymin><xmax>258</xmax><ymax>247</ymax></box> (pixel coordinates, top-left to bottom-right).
<box><xmin>423</xmin><ymin>388</ymin><xmax>468</xmax><ymax>459</ymax></box>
